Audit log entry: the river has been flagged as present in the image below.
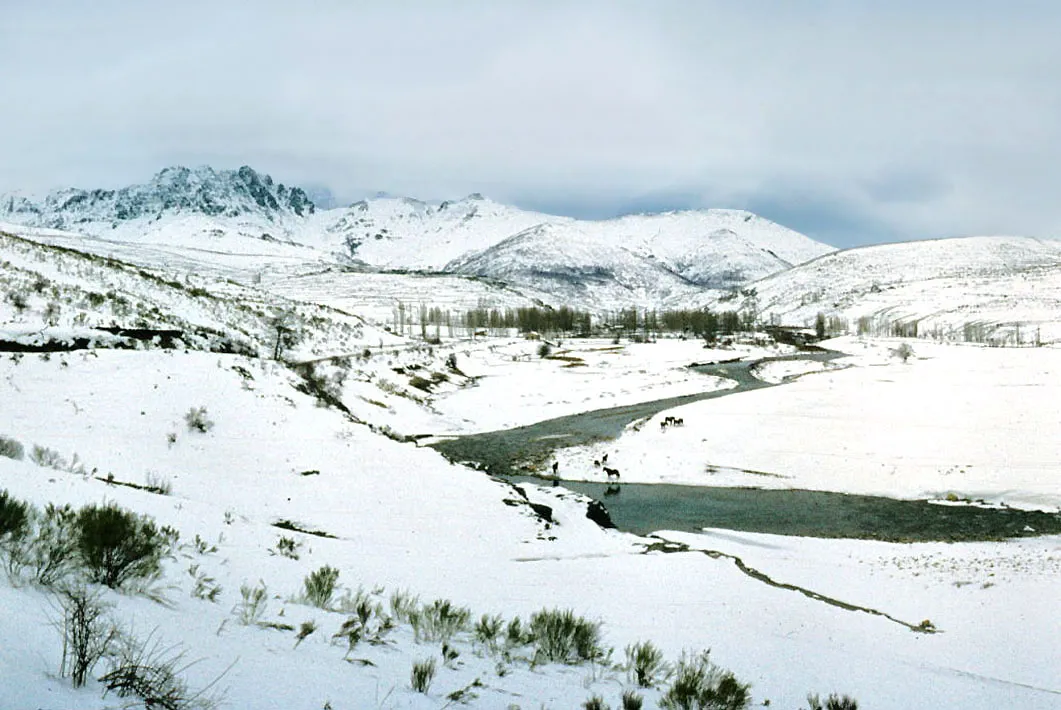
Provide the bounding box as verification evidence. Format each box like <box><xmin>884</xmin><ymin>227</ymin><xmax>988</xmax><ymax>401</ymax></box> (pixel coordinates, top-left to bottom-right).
<box><xmin>429</xmin><ymin>350</ymin><xmax>1061</xmax><ymax>541</ymax></box>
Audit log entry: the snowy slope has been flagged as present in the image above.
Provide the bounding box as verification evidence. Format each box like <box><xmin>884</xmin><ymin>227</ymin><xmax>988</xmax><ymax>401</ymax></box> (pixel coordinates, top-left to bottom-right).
<box><xmin>713</xmin><ymin>235</ymin><xmax>1061</xmax><ymax>342</ymax></box>
<box><xmin>315</xmin><ymin>194</ymin><xmax>561</xmax><ymax>270</ymax></box>
<box><xmin>582</xmin><ymin>209</ymin><xmax>833</xmax><ymax>287</ymax></box>
<box><xmin>444</xmin><ymin>223</ymin><xmax>705</xmax><ymax>311</ymax></box>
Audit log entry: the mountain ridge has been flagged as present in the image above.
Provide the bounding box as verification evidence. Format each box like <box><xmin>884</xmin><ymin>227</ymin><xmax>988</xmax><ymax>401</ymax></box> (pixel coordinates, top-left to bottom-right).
<box><xmin>0</xmin><ymin>165</ymin><xmax>838</xmax><ymax>309</ymax></box>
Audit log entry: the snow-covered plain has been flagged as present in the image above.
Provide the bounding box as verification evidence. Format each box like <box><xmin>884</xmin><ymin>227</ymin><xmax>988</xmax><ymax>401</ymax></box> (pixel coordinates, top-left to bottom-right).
<box><xmin>559</xmin><ymin>337</ymin><xmax>1061</xmax><ymax>512</ymax></box>
<box><xmin>2</xmin><ymin>218</ymin><xmax>1060</xmax><ymax>708</ymax></box>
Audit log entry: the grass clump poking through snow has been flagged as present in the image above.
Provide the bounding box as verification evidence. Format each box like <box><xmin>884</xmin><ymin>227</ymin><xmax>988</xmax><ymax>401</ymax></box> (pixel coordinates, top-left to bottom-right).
<box><xmin>621</xmin><ymin>689</ymin><xmax>645</xmax><ymax>710</ymax></box>
<box><xmin>410</xmin><ymin>657</ymin><xmax>437</xmax><ymax>693</ymax></box>
<box><xmin>409</xmin><ymin>598</ymin><xmax>472</xmax><ymax>643</ymax></box>
<box><xmin>806</xmin><ymin>693</ymin><xmax>859</xmax><ymax>710</ymax></box>
<box><xmin>529</xmin><ymin>608</ymin><xmax>605</xmax><ymax>665</ymax></box>
<box><xmin>300</xmin><ymin>565</ymin><xmax>340</xmax><ymax>609</ymax></box>
<box><xmin>184</xmin><ymin>406</ymin><xmax>214</xmax><ymax>433</ymax></box>
<box><xmin>100</xmin><ymin>631</ymin><xmax>223</xmax><ymax>710</ymax></box>
<box><xmin>235</xmin><ymin>581</ymin><xmax>268</xmax><ymax>625</ymax></box>
<box><xmin>389</xmin><ymin>588</ymin><xmax>420</xmax><ymax>623</ymax></box>
<box><xmin>30</xmin><ymin>444</ymin><xmax>67</xmax><ymax>470</ymax></box>
<box><xmin>474</xmin><ymin>613</ymin><xmax>504</xmax><ymax>653</ymax></box>
<box><xmin>583</xmin><ymin>695</ymin><xmax>610</xmax><ymax>710</ymax></box>
<box><xmin>0</xmin><ymin>434</ymin><xmax>25</xmax><ymax>460</ymax></box>
<box><xmin>659</xmin><ymin>650</ymin><xmax>751</xmax><ymax>710</ymax></box>
<box><xmin>625</xmin><ymin>640</ymin><xmax>670</xmax><ymax>688</ymax></box>
<box><xmin>75</xmin><ymin>503</ymin><xmax>179</xmax><ymax>589</ymax></box>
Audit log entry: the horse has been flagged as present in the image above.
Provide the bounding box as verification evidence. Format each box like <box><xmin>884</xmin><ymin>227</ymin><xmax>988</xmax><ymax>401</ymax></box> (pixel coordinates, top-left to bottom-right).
<box><xmin>603</xmin><ymin>466</ymin><xmax>620</xmax><ymax>481</ymax></box>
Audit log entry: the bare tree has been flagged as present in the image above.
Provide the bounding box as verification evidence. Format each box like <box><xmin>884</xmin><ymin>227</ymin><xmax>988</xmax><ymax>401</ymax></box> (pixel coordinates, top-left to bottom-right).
<box><xmin>269</xmin><ymin>311</ymin><xmax>301</xmax><ymax>361</ymax></box>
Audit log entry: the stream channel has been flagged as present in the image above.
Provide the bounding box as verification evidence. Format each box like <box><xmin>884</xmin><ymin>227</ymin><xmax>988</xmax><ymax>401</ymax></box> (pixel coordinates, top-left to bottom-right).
<box><xmin>429</xmin><ymin>350</ymin><xmax>1061</xmax><ymax>542</ymax></box>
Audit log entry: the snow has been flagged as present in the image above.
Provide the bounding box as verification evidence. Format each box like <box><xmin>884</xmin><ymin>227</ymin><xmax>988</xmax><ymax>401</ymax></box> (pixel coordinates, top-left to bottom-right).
<box><xmin>718</xmin><ymin>235</ymin><xmax>1061</xmax><ymax>344</ymax></box>
<box><xmin>1</xmin><ymin>166</ymin><xmax>837</xmax><ymax>314</ymax></box>
<box><xmin>558</xmin><ymin>336</ymin><xmax>1061</xmax><ymax>511</ymax></box>
<box><xmin>423</xmin><ymin>338</ymin><xmax>775</xmax><ymax>435</ymax></box>
<box><xmin>2</xmin><ymin>180</ymin><xmax>1060</xmax><ymax>709</ymax></box>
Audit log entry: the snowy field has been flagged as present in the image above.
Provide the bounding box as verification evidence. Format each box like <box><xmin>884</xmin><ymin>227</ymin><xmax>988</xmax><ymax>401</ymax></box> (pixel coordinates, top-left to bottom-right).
<box><xmin>559</xmin><ymin>337</ymin><xmax>1061</xmax><ymax>511</ymax></box>
<box><xmin>2</xmin><ymin>227</ymin><xmax>1060</xmax><ymax>708</ymax></box>
<box><xmin>421</xmin><ymin>338</ymin><xmax>781</xmax><ymax>435</ymax></box>
<box><xmin>2</xmin><ymin>337</ymin><xmax>1059</xmax><ymax>708</ymax></box>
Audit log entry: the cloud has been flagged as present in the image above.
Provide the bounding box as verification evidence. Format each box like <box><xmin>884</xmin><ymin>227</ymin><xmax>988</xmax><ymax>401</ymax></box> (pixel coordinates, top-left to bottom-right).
<box><xmin>2</xmin><ymin>0</ymin><xmax>1060</xmax><ymax>246</ymax></box>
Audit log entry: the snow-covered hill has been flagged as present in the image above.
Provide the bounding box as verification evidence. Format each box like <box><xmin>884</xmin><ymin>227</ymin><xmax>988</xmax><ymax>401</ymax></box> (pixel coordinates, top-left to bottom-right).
<box><xmin>714</xmin><ymin>235</ymin><xmax>1061</xmax><ymax>343</ymax></box>
<box><xmin>444</xmin><ymin>223</ymin><xmax>706</xmax><ymax>311</ymax></box>
<box><xmin>0</xmin><ymin>166</ymin><xmax>836</xmax><ymax>312</ymax></box>
<box><xmin>582</xmin><ymin>209</ymin><xmax>830</xmax><ymax>288</ymax></box>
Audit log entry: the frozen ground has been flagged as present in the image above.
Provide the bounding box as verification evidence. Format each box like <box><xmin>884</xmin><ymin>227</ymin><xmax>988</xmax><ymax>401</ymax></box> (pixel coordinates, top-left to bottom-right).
<box><xmin>559</xmin><ymin>337</ymin><xmax>1061</xmax><ymax>512</ymax></box>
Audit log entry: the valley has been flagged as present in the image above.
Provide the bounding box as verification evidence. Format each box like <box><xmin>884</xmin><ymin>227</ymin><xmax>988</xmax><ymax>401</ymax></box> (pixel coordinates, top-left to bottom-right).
<box><xmin>1</xmin><ymin>168</ymin><xmax>1060</xmax><ymax>710</ymax></box>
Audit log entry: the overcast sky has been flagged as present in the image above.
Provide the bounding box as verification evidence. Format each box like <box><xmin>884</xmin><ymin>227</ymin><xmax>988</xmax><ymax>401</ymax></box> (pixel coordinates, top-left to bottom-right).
<box><xmin>2</xmin><ymin>1</ymin><xmax>1059</xmax><ymax>247</ymax></box>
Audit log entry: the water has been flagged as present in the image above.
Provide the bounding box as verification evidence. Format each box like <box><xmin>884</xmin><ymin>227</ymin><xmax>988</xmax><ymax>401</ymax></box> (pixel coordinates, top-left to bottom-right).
<box><xmin>432</xmin><ymin>350</ymin><xmax>1061</xmax><ymax>541</ymax></box>
<box><xmin>515</xmin><ymin>478</ymin><xmax>1061</xmax><ymax>542</ymax></box>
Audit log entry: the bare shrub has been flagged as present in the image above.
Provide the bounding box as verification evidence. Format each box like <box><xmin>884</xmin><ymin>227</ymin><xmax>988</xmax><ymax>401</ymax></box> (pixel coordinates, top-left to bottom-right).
<box><xmin>184</xmin><ymin>407</ymin><xmax>214</xmax><ymax>434</ymax></box>
<box><xmin>890</xmin><ymin>343</ymin><xmax>914</xmax><ymax>363</ymax></box>
<box><xmin>24</xmin><ymin>503</ymin><xmax>79</xmax><ymax>586</ymax></box>
<box><xmin>100</xmin><ymin>631</ymin><xmax>223</xmax><ymax>709</ymax></box>
<box><xmin>56</xmin><ymin>585</ymin><xmax>118</xmax><ymax>688</ymax></box>
<box><xmin>389</xmin><ymin>588</ymin><xmax>420</xmax><ymax>623</ymax></box>
<box><xmin>30</xmin><ymin>444</ymin><xmax>67</xmax><ymax>470</ymax></box>
<box><xmin>0</xmin><ymin>434</ymin><xmax>25</xmax><ymax>460</ymax></box>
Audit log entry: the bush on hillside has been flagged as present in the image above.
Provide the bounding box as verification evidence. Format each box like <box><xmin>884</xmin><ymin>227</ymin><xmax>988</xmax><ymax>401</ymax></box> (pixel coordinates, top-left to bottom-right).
<box><xmin>24</xmin><ymin>503</ymin><xmax>79</xmax><ymax>586</ymax></box>
<box><xmin>529</xmin><ymin>608</ymin><xmax>604</xmax><ymax>665</ymax></box>
<box><xmin>0</xmin><ymin>435</ymin><xmax>25</xmax><ymax>460</ymax></box>
<box><xmin>184</xmin><ymin>407</ymin><xmax>214</xmax><ymax>434</ymax></box>
<box><xmin>75</xmin><ymin>503</ymin><xmax>178</xmax><ymax>588</ymax></box>
<box><xmin>0</xmin><ymin>490</ymin><xmax>32</xmax><ymax>570</ymax></box>
<box><xmin>660</xmin><ymin>650</ymin><xmax>751</xmax><ymax>710</ymax></box>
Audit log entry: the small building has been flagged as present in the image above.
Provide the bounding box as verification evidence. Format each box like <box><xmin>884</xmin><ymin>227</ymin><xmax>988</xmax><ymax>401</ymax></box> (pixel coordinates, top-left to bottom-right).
<box><xmin>523</xmin><ymin>331</ymin><xmax>541</xmax><ymax>341</ymax></box>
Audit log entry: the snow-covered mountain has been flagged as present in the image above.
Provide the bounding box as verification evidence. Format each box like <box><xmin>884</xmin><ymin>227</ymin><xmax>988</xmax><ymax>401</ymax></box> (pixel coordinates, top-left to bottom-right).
<box><xmin>716</xmin><ymin>235</ymin><xmax>1061</xmax><ymax>342</ymax></box>
<box><xmin>444</xmin><ymin>223</ymin><xmax>706</xmax><ymax>310</ymax></box>
<box><xmin>0</xmin><ymin>167</ymin><xmax>836</xmax><ymax>310</ymax></box>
